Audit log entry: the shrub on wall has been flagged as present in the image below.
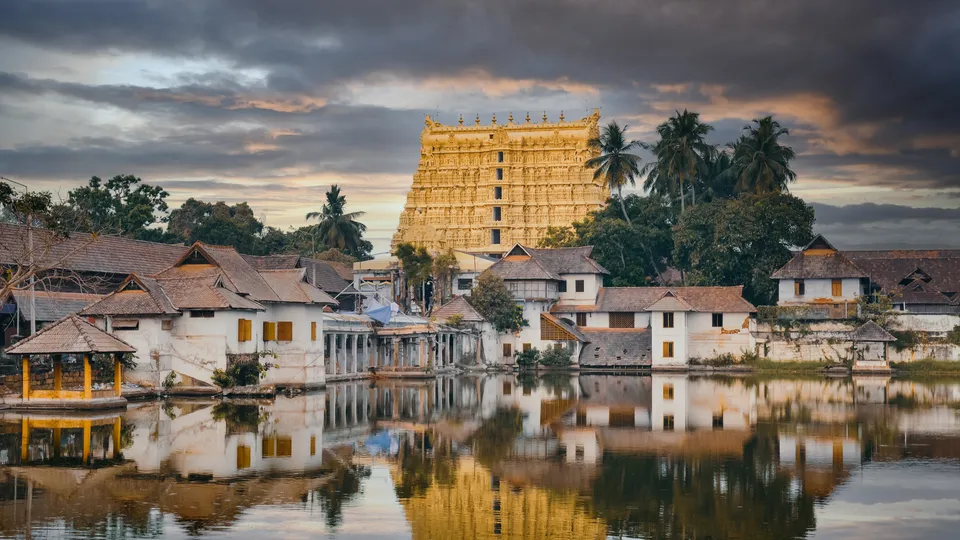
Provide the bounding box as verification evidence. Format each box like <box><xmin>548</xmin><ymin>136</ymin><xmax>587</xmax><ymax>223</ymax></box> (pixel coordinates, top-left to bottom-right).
<box><xmin>515</xmin><ymin>348</ymin><xmax>540</xmax><ymax>369</ymax></box>
<box><xmin>540</xmin><ymin>347</ymin><xmax>573</xmax><ymax>367</ymax></box>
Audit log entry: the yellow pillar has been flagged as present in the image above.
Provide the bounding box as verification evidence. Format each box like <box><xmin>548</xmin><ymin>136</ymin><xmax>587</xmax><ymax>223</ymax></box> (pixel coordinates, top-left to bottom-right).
<box><xmin>113</xmin><ymin>417</ymin><xmax>122</xmax><ymax>459</ymax></box>
<box><xmin>54</xmin><ymin>355</ymin><xmax>62</xmax><ymax>394</ymax></box>
<box><xmin>20</xmin><ymin>418</ymin><xmax>29</xmax><ymax>461</ymax></box>
<box><xmin>114</xmin><ymin>354</ymin><xmax>123</xmax><ymax>397</ymax></box>
<box><xmin>21</xmin><ymin>355</ymin><xmax>30</xmax><ymax>399</ymax></box>
<box><xmin>83</xmin><ymin>355</ymin><xmax>92</xmax><ymax>400</ymax></box>
<box><xmin>82</xmin><ymin>420</ymin><xmax>91</xmax><ymax>464</ymax></box>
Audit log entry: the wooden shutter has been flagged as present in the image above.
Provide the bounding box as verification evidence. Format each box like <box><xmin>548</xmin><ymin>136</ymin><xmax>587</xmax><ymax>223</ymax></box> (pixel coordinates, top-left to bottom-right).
<box><xmin>609</xmin><ymin>312</ymin><xmax>635</xmax><ymax>329</ymax></box>
<box><xmin>238</xmin><ymin>319</ymin><xmax>252</xmax><ymax>342</ymax></box>
<box><xmin>832</xmin><ymin>279</ymin><xmax>842</xmax><ymax>296</ymax></box>
<box><xmin>311</xmin><ymin>321</ymin><xmax>317</xmax><ymax>341</ymax></box>
<box><xmin>278</xmin><ymin>321</ymin><xmax>293</xmax><ymax>342</ymax></box>
<box><xmin>663</xmin><ymin>341</ymin><xmax>674</xmax><ymax>358</ymax></box>
<box><xmin>263</xmin><ymin>321</ymin><xmax>276</xmax><ymax>342</ymax></box>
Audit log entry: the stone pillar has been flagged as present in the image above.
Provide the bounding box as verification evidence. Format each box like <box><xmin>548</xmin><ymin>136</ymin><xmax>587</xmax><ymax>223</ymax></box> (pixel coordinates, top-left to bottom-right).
<box><xmin>352</xmin><ymin>334</ymin><xmax>359</xmax><ymax>375</ymax></box>
<box><xmin>329</xmin><ymin>386</ymin><xmax>336</xmax><ymax>428</ymax></box>
<box><xmin>83</xmin><ymin>355</ymin><xmax>92</xmax><ymax>400</ymax></box>
<box><xmin>21</xmin><ymin>355</ymin><xmax>30</xmax><ymax>399</ymax></box>
<box><xmin>114</xmin><ymin>353</ymin><xmax>123</xmax><ymax>397</ymax></box>
<box><xmin>53</xmin><ymin>355</ymin><xmax>62</xmax><ymax>394</ymax></box>
<box><xmin>418</xmin><ymin>337</ymin><xmax>425</xmax><ymax>368</ymax></box>
<box><xmin>393</xmin><ymin>338</ymin><xmax>400</xmax><ymax>368</ymax></box>
<box><xmin>326</xmin><ymin>332</ymin><xmax>334</xmax><ymax>375</ymax></box>
<box><xmin>448</xmin><ymin>334</ymin><xmax>455</xmax><ymax>366</ymax></box>
<box><xmin>53</xmin><ymin>427</ymin><xmax>61</xmax><ymax>458</ymax></box>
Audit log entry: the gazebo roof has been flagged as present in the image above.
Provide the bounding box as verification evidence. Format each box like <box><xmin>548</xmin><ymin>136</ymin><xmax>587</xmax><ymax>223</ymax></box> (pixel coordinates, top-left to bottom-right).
<box><xmin>4</xmin><ymin>315</ymin><xmax>137</xmax><ymax>355</ymax></box>
<box><xmin>849</xmin><ymin>320</ymin><xmax>896</xmax><ymax>343</ymax></box>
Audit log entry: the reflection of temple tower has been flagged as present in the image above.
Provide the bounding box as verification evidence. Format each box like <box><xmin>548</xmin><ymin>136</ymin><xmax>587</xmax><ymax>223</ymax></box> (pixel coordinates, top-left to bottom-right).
<box><xmin>392</xmin><ymin>110</ymin><xmax>608</xmax><ymax>255</ymax></box>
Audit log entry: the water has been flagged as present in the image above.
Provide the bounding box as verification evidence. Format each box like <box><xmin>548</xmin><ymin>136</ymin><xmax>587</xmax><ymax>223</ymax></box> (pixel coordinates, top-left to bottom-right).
<box><xmin>2</xmin><ymin>374</ymin><xmax>960</xmax><ymax>539</ymax></box>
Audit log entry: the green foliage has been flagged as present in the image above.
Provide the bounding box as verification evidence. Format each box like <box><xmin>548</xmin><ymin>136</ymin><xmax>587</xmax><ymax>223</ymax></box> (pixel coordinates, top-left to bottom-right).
<box><xmin>689</xmin><ymin>353</ymin><xmax>741</xmax><ymax>366</ymax></box>
<box><xmin>316</xmin><ymin>248</ymin><xmax>358</xmax><ymax>264</ymax></box>
<box><xmin>947</xmin><ymin>325</ymin><xmax>960</xmax><ymax>346</ymax></box>
<box><xmin>730</xmin><ymin>117</ymin><xmax>797</xmax><ymax>194</ymax></box>
<box><xmin>468</xmin><ymin>273</ymin><xmax>527</xmax><ymax>332</ymax></box>
<box><xmin>890</xmin><ymin>330</ymin><xmax>921</xmax><ymax>353</ymax></box>
<box><xmin>432</xmin><ymin>249</ymin><xmax>460</xmax><ymax>304</ymax></box>
<box><xmin>538</xmin><ymin>225</ymin><xmax>579</xmax><ymax>248</ymax></box>
<box><xmin>211</xmin><ymin>360</ymin><xmax>274</xmax><ymax>388</ymax></box>
<box><xmin>168</xmin><ymin>199</ymin><xmax>264</xmax><ymax>253</ymax></box>
<box><xmin>539</xmin><ymin>346</ymin><xmax>573</xmax><ymax>367</ymax></box>
<box><xmin>394</xmin><ymin>242</ymin><xmax>433</xmax><ymax>286</ymax></box>
<box><xmin>162</xmin><ymin>371</ymin><xmax>177</xmax><ymax>389</ymax></box>
<box><xmin>856</xmin><ymin>293</ymin><xmax>896</xmax><ymax>327</ymax></box>
<box><xmin>673</xmin><ymin>193</ymin><xmax>815</xmax><ymax>305</ymax></box>
<box><xmin>515</xmin><ymin>348</ymin><xmax>540</xmax><ymax>368</ymax></box>
<box><xmin>641</xmin><ymin>109</ymin><xmax>715</xmax><ymax>212</ymax></box>
<box><xmin>444</xmin><ymin>313</ymin><xmax>465</xmax><ymax>329</ymax></box>
<box><xmin>585</xmin><ymin>121</ymin><xmax>643</xmax><ymax>223</ymax></box>
<box><xmin>63</xmin><ymin>175</ymin><xmax>170</xmax><ymax>239</ymax></box>
<box><xmin>305</xmin><ymin>185</ymin><xmax>370</xmax><ymax>258</ymax></box>
<box><xmin>468</xmin><ymin>408</ymin><xmax>523</xmax><ymax>469</ymax></box>
<box><xmin>211</xmin><ymin>402</ymin><xmax>267</xmax><ymax>433</ymax></box>
<box><xmin>890</xmin><ymin>359</ymin><xmax>960</xmax><ymax>373</ymax></box>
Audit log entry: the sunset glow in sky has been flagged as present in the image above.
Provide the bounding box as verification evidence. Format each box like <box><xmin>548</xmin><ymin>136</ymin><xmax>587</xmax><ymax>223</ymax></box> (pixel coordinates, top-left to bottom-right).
<box><xmin>1</xmin><ymin>0</ymin><xmax>958</xmax><ymax>251</ymax></box>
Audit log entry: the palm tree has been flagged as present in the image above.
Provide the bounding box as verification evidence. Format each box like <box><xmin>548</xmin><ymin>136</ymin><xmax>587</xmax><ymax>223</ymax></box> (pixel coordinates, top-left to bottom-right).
<box><xmin>699</xmin><ymin>147</ymin><xmax>737</xmax><ymax>202</ymax></box>
<box><xmin>641</xmin><ymin>110</ymin><xmax>714</xmax><ymax>212</ymax></box>
<box><xmin>305</xmin><ymin>185</ymin><xmax>367</xmax><ymax>256</ymax></box>
<box><xmin>585</xmin><ymin>121</ymin><xmax>643</xmax><ymax>224</ymax></box>
<box><xmin>730</xmin><ymin>116</ymin><xmax>797</xmax><ymax>194</ymax></box>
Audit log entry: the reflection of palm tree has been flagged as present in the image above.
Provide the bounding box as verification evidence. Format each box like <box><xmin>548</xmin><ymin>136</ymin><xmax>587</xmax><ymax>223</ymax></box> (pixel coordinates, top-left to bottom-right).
<box><xmin>316</xmin><ymin>463</ymin><xmax>372</xmax><ymax>530</ymax></box>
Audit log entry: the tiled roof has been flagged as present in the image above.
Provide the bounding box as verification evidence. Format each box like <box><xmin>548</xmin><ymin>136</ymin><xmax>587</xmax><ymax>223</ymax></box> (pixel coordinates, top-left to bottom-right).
<box><xmin>259</xmin><ymin>269</ymin><xmax>338</xmax><ymax>305</ymax></box>
<box><xmin>771</xmin><ymin>252</ymin><xmax>869</xmax><ymax>279</ymax></box>
<box><xmin>541</xmin><ymin>312</ymin><xmax>587</xmax><ymax>342</ymax></box>
<box><xmin>487</xmin><ymin>244</ymin><xmax>608</xmax><ymax>281</ymax></box>
<box><xmin>154</xmin><ymin>274</ymin><xmax>264</xmax><ymax>311</ymax></box>
<box><xmin>198</xmin><ymin>245</ymin><xmax>280</xmax><ymax>302</ymax></box>
<box><xmin>433</xmin><ymin>296</ymin><xmax>485</xmax><ymax>323</ymax></box>
<box><xmin>10</xmin><ymin>290</ymin><xmax>103</xmax><ymax>322</ymax></box>
<box><xmin>301</xmin><ymin>258</ymin><xmax>360</xmax><ymax>295</ymax></box>
<box><xmin>849</xmin><ymin>321</ymin><xmax>896</xmax><ymax>342</ymax></box>
<box><xmin>241</xmin><ymin>254</ymin><xmax>301</xmax><ymax>270</ymax></box>
<box><xmin>845</xmin><ymin>251</ymin><xmax>960</xmax><ymax>294</ymax></box>
<box><xmin>645</xmin><ymin>291</ymin><xmax>695</xmax><ymax>312</ymax></box>
<box><xmin>327</xmin><ymin>261</ymin><xmax>355</xmax><ymax>281</ymax></box>
<box><xmin>0</xmin><ymin>223</ymin><xmax>185</xmax><ymax>276</ymax></box>
<box><xmin>578</xmin><ymin>329</ymin><xmax>652</xmax><ymax>367</ymax></box>
<box><xmin>571</xmin><ymin>286</ymin><xmax>756</xmax><ymax>313</ymax></box>
<box><xmin>5</xmin><ymin>315</ymin><xmax>136</xmax><ymax>355</ymax></box>
<box><xmin>80</xmin><ymin>275</ymin><xmax>179</xmax><ymax>317</ymax></box>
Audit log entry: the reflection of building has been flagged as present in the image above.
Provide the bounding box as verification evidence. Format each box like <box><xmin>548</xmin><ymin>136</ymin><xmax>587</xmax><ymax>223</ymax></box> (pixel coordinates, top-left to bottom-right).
<box><xmin>393</xmin><ymin>111</ymin><xmax>607</xmax><ymax>256</ymax></box>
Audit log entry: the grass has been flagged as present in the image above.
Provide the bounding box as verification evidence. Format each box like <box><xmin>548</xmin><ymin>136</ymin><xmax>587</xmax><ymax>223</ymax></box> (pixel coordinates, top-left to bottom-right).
<box><xmin>890</xmin><ymin>359</ymin><xmax>960</xmax><ymax>374</ymax></box>
<box><xmin>747</xmin><ymin>358</ymin><xmax>839</xmax><ymax>373</ymax></box>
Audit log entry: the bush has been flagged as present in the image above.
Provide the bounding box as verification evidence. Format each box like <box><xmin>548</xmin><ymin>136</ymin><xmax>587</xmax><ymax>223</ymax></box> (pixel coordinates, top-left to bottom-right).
<box><xmin>540</xmin><ymin>346</ymin><xmax>573</xmax><ymax>367</ymax></box>
<box><xmin>212</xmin><ymin>361</ymin><xmax>274</xmax><ymax>388</ymax></box>
<box><xmin>515</xmin><ymin>348</ymin><xmax>540</xmax><ymax>369</ymax></box>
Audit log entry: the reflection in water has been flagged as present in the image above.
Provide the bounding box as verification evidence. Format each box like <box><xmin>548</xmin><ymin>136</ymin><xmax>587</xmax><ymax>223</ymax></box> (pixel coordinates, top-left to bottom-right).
<box><xmin>1</xmin><ymin>375</ymin><xmax>960</xmax><ymax>538</ymax></box>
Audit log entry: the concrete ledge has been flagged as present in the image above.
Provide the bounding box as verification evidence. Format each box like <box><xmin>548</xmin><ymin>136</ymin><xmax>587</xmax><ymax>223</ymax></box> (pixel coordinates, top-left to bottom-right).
<box><xmin>0</xmin><ymin>395</ymin><xmax>128</xmax><ymax>410</ymax></box>
<box><xmin>122</xmin><ymin>387</ymin><xmax>158</xmax><ymax>400</ymax></box>
<box><xmin>224</xmin><ymin>385</ymin><xmax>276</xmax><ymax>398</ymax></box>
<box><xmin>164</xmin><ymin>386</ymin><xmax>222</xmax><ymax>397</ymax></box>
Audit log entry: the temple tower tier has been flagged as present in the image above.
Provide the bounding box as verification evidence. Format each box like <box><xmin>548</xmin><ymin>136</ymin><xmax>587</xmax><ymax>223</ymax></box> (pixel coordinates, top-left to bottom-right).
<box><xmin>392</xmin><ymin>109</ymin><xmax>608</xmax><ymax>256</ymax></box>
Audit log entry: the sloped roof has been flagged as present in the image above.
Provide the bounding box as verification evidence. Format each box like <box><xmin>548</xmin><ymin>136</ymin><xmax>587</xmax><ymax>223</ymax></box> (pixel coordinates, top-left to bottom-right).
<box><xmin>771</xmin><ymin>252</ymin><xmax>869</xmax><ymax>279</ymax></box>
<box><xmin>241</xmin><ymin>254</ymin><xmax>301</xmax><ymax>270</ymax></box>
<box><xmin>0</xmin><ymin>222</ymin><xmax>185</xmax><ymax>276</ymax></box>
<box><xmin>433</xmin><ymin>296</ymin><xmax>485</xmax><ymax>323</ymax></box>
<box><xmin>258</xmin><ymin>269</ymin><xmax>338</xmax><ymax>305</ymax></box>
<box><xmin>10</xmin><ymin>290</ymin><xmax>103</xmax><ymax>322</ymax></box>
<box><xmin>195</xmin><ymin>244</ymin><xmax>280</xmax><ymax>302</ymax></box>
<box><xmin>849</xmin><ymin>321</ymin><xmax>896</xmax><ymax>342</ymax></box>
<box><xmin>526</xmin><ymin>246</ymin><xmax>609</xmax><ymax>275</ymax></box>
<box><xmin>890</xmin><ymin>280</ymin><xmax>955</xmax><ymax>305</ymax></box>
<box><xmin>846</xmin><ymin>250</ymin><xmax>960</xmax><ymax>294</ymax></box>
<box><xmin>541</xmin><ymin>312</ymin><xmax>587</xmax><ymax>342</ymax></box>
<box><xmin>646</xmin><ymin>291</ymin><xmax>695</xmax><ymax>312</ymax></box>
<box><xmin>5</xmin><ymin>315</ymin><xmax>136</xmax><ymax>355</ymax></box>
<box><xmin>574</xmin><ymin>286</ymin><xmax>757</xmax><ymax>313</ymax></box>
<box><xmin>301</xmin><ymin>258</ymin><xmax>361</xmax><ymax>295</ymax></box>
<box><xmin>154</xmin><ymin>274</ymin><xmax>264</xmax><ymax>311</ymax></box>
<box><xmin>80</xmin><ymin>275</ymin><xmax>179</xmax><ymax>317</ymax></box>
<box><xmin>327</xmin><ymin>261</ymin><xmax>355</xmax><ymax>281</ymax></box>
<box><xmin>578</xmin><ymin>329</ymin><xmax>652</xmax><ymax>367</ymax></box>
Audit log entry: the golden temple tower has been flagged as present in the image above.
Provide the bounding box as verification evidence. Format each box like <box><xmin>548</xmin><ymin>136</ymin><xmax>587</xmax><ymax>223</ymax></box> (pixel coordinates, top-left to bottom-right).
<box><xmin>392</xmin><ymin>109</ymin><xmax>608</xmax><ymax>255</ymax></box>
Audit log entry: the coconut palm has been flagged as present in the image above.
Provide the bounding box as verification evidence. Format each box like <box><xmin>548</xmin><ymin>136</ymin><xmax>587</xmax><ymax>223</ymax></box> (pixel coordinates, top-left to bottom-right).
<box><xmin>641</xmin><ymin>110</ymin><xmax>714</xmax><ymax>212</ymax></box>
<box><xmin>698</xmin><ymin>147</ymin><xmax>737</xmax><ymax>202</ymax></box>
<box><xmin>585</xmin><ymin>121</ymin><xmax>643</xmax><ymax>224</ymax></box>
<box><xmin>305</xmin><ymin>185</ymin><xmax>367</xmax><ymax>255</ymax></box>
<box><xmin>730</xmin><ymin>116</ymin><xmax>797</xmax><ymax>194</ymax></box>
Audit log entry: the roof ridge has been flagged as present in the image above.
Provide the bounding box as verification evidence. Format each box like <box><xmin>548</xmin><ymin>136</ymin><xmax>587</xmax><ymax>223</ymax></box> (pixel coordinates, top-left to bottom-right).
<box><xmin>73</xmin><ymin>315</ymin><xmax>100</xmax><ymax>351</ymax></box>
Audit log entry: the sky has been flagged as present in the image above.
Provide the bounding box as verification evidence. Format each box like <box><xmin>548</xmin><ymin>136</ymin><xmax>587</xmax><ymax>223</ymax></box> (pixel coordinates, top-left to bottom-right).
<box><xmin>1</xmin><ymin>0</ymin><xmax>959</xmax><ymax>253</ymax></box>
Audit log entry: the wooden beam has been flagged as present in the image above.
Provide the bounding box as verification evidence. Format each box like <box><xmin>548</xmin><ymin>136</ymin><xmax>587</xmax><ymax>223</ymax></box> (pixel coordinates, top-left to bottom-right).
<box><xmin>114</xmin><ymin>354</ymin><xmax>123</xmax><ymax>397</ymax></box>
<box><xmin>83</xmin><ymin>355</ymin><xmax>92</xmax><ymax>400</ymax></box>
<box><xmin>21</xmin><ymin>355</ymin><xmax>30</xmax><ymax>399</ymax></box>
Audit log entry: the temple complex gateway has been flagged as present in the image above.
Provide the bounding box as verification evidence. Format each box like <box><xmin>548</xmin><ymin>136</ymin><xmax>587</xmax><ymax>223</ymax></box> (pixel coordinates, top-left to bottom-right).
<box><xmin>392</xmin><ymin>109</ymin><xmax>608</xmax><ymax>256</ymax></box>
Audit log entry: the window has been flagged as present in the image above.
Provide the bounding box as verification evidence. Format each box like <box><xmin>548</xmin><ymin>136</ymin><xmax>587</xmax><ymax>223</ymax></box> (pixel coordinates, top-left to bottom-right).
<box><xmin>794</xmin><ymin>279</ymin><xmax>805</xmax><ymax>296</ymax></box>
<box><xmin>502</xmin><ymin>343</ymin><xmax>512</xmax><ymax>357</ymax></box>
<box><xmin>276</xmin><ymin>437</ymin><xmax>292</xmax><ymax>457</ymax></box>
<box><xmin>491</xmin><ymin>229</ymin><xmax>501</xmax><ymax>245</ymax></box>
<box><xmin>278</xmin><ymin>321</ymin><xmax>293</xmax><ymax>342</ymax></box>
<box><xmin>238</xmin><ymin>318</ymin><xmax>253</xmax><ymax>342</ymax></box>
<box><xmin>663</xmin><ymin>341</ymin><xmax>675</xmax><ymax>358</ymax></box>
<box><xmin>712</xmin><ymin>414</ymin><xmax>724</xmax><ymax>429</ymax></box>
<box><xmin>263</xmin><ymin>321</ymin><xmax>277</xmax><ymax>342</ymax></box>
<box><xmin>458</xmin><ymin>278</ymin><xmax>473</xmax><ymax>290</ymax></box>
<box><xmin>712</xmin><ymin>313</ymin><xmax>723</xmax><ymax>328</ymax></box>
<box><xmin>609</xmin><ymin>409</ymin><xmax>636</xmax><ymax>428</ymax></box>
<box><xmin>663</xmin><ymin>312</ymin><xmax>675</xmax><ymax>328</ymax></box>
<box><xmin>494</xmin><ymin>186</ymin><xmax>503</xmax><ymax>199</ymax></box>
<box><xmin>609</xmin><ymin>312</ymin><xmax>635</xmax><ymax>329</ymax></box>
<box><xmin>311</xmin><ymin>321</ymin><xmax>317</xmax><ymax>341</ymax></box>
<box><xmin>190</xmin><ymin>310</ymin><xmax>214</xmax><ymax>318</ymax></box>
<box><xmin>161</xmin><ymin>319</ymin><xmax>173</xmax><ymax>331</ymax></box>
<box><xmin>493</xmin><ymin>206</ymin><xmax>502</xmax><ymax>221</ymax></box>
<box><xmin>112</xmin><ymin>319</ymin><xmax>139</xmax><ymax>330</ymax></box>
<box><xmin>523</xmin><ymin>385</ymin><xmax>532</xmax><ymax>396</ymax></box>
<box><xmin>576</xmin><ymin>313</ymin><xmax>587</xmax><ymax>327</ymax></box>
<box><xmin>262</xmin><ymin>437</ymin><xmax>275</xmax><ymax>457</ymax></box>
<box><xmin>310</xmin><ymin>436</ymin><xmax>316</xmax><ymax>456</ymax></box>
<box><xmin>236</xmin><ymin>445</ymin><xmax>251</xmax><ymax>469</ymax></box>
<box><xmin>497</xmin><ymin>151</ymin><xmax>504</xmax><ymax>163</ymax></box>
<box><xmin>496</xmin><ymin>168</ymin><xmax>503</xmax><ymax>180</ymax></box>
<box><xmin>575</xmin><ymin>280</ymin><xmax>585</xmax><ymax>293</ymax></box>
<box><xmin>663</xmin><ymin>383</ymin><xmax>674</xmax><ymax>400</ymax></box>
<box><xmin>522</xmin><ymin>343</ymin><xmax>532</xmax><ymax>352</ymax></box>
<box><xmin>663</xmin><ymin>415</ymin><xmax>675</xmax><ymax>431</ymax></box>
<box><xmin>502</xmin><ymin>382</ymin><xmax>512</xmax><ymax>395</ymax></box>
<box><xmin>832</xmin><ymin>279</ymin><xmax>842</xmax><ymax>297</ymax></box>
<box><xmin>558</xmin><ymin>280</ymin><xmax>567</xmax><ymax>293</ymax></box>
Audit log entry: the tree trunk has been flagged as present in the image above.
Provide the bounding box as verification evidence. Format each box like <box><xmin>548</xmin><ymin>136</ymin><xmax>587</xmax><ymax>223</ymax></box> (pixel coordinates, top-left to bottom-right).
<box><xmin>679</xmin><ymin>174</ymin><xmax>686</xmax><ymax>213</ymax></box>
<box><xmin>617</xmin><ymin>186</ymin><xmax>631</xmax><ymax>225</ymax></box>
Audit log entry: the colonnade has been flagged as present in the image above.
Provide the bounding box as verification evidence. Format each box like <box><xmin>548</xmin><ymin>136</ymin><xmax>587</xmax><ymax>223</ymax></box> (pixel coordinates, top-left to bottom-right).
<box><xmin>324</xmin><ymin>330</ymin><xmax>463</xmax><ymax>379</ymax></box>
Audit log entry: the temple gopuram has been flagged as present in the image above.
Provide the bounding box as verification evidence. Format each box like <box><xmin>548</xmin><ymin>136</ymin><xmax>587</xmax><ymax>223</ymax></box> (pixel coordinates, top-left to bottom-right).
<box><xmin>392</xmin><ymin>109</ymin><xmax>608</xmax><ymax>256</ymax></box>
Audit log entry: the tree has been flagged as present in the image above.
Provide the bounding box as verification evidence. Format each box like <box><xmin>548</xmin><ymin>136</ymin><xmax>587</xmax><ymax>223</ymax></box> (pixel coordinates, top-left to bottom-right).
<box><xmin>306</xmin><ymin>185</ymin><xmax>369</xmax><ymax>258</ymax></box>
<box><xmin>730</xmin><ymin>116</ymin><xmax>797</xmax><ymax>194</ymax></box>
<box><xmin>394</xmin><ymin>242</ymin><xmax>433</xmax><ymax>313</ymax></box>
<box><xmin>698</xmin><ymin>147</ymin><xmax>738</xmax><ymax>202</ymax></box>
<box><xmin>467</xmin><ymin>273</ymin><xmax>527</xmax><ymax>332</ymax></box>
<box><xmin>673</xmin><ymin>193</ymin><xmax>814</xmax><ymax>305</ymax></box>
<box><xmin>168</xmin><ymin>199</ymin><xmax>263</xmax><ymax>254</ymax></box>
<box><xmin>585</xmin><ymin>121</ymin><xmax>643</xmax><ymax>224</ymax></box>
<box><xmin>316</xmin><ymin>248</ymin><xmax>358</xmax><ymax>264</ymax></box>
<box><xmin>63</xmin><ymin>175</ymin><xmax>170</xmax><ymax>239</ymax></box>
<box><xmin>432</xmin><ymin>249</ymin><xmax>460</xmax><ymax>305</ymax></box>
<box><xmin>641</xmin><ymin>110</ymin><xmax>715</xmax><ymax>212</ymax></box>
<box><xmin>538</xmin><ymin>225</ymin><xmax>580</xmax><ymax>248</ymax></box>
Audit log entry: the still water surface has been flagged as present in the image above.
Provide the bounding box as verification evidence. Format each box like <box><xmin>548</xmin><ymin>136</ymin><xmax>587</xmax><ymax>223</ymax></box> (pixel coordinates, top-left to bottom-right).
<box><xmin>2</xmin><ymin>374</ymin><xmax>960</xmax><ymax>539</ymax></box>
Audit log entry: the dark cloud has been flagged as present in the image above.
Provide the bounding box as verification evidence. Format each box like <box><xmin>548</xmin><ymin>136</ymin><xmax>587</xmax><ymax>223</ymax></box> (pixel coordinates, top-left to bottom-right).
<box><xmin>812</xmin><ymin>202</ymin><xmax>960</xmax><ymax>225</ymax></box>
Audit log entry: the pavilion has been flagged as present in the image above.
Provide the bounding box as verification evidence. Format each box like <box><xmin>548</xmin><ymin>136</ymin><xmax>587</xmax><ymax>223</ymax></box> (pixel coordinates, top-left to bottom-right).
<box><xmin>3</xmin><ymin>315</ymin><xmax>134</xmax><ymax>410</ymax></box>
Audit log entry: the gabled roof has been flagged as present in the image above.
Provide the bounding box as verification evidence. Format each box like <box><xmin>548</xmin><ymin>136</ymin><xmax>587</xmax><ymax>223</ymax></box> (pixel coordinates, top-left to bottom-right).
<box><xmin>770</xmin><ymin>251</ymin><xmax>869</xmax><ymax>279</ymax></box>
<box><xmin>80</xmin><ymin>274</ymin><xmax>179</xmax><ymax>317</ymax></box>
<box><xmin>889</xmin><ymin>279</ymin><xmax>955</xmax><ymax>305</ymax></box>
<box><xmin>241</xmin><ymin>254</ymin><xmax>302</xmax><ymax>271</ymax></box>
<box><xmin>433</xmin><ymin>296</ymin><xmax>485</xmax><ymax>323</ymax></box>
<box><xmin>849</xmin><ymin>321</ymin><xmax>896</xmax><ymax>342</ymax></box>
<box><xmin>490</xmin><ymin>244</ymin><xmax>608</xmax><ymax>281</ymax></box>
<box><xmin>154</xmin><ymin>274</ymin><xmax>264</xmax><ymax>311</ymax></box>
<box><xmin>301</xmin><ymin>258</ymin><xmax>361</xmax><ymax>295</ymax></box>
<box><xmin>326</xmin><ymin>261</ymin><xmax>355</xmax><ymax>281</ymax></box>
<box><xmin>5</xmin><ymin>315</ymin><xmax>136</xmax><ymax>355</ymax></box>
<box><xmin>9</xmin><ymin>290</ymin><xmax>103</xmax><ymax>322</ymax></box>
<box><xmin>845</xmin><ymin>250</ymin><xmax>960</xmax><ymax>295</ymax></box>
<box><xmin>258</xmin><ymin>269</ymin><xmax>338</xmax><ymax>305</ymax></box>
<box><xmin>645</xmin><ymin>291</ymin><xmax>695</xmax><ymax>312</ymax></box>
<box><xmin>559</xmin><ymin>286</ymin><xmax>756</xmax><ymax>313</ymax></box>
<box><xmin>803</xmin><ymin>234</ymin><xmax>839</xmax><ymax>252</ymax></box>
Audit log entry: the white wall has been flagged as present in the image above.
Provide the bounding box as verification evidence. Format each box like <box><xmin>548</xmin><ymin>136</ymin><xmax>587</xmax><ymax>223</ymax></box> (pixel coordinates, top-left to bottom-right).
<box><xmin>106</xmin><ymin>317</ymin><xmax>173</xmax><ymax>387</ymax></box>
<box><xmin>453</xmin><ymin>271</ymin><xmax>480</xmax><ymax>296</ymax></box>
<box><xmin>778</xmin><ymin>278</ymin><xmax>862</xmax><ymax>305</ymax></box>
<box><xmin>651</xmin><ymin>311</ymin><xmax>688</xmax><ymax>367</ymax></box>
<box><xmin>558</xmin><ymin>274</ymin><xmax>603</xmax><ymax>305</ymax></box>
<box><xmin>549</xmin><ymin>311</ymin><xmax>652</xmax><ymax>330</ymax></box>
<box><xmin>686</xmin><ymin>312</ymin><xmax>754</xmax><ymax>360</ymax></box>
